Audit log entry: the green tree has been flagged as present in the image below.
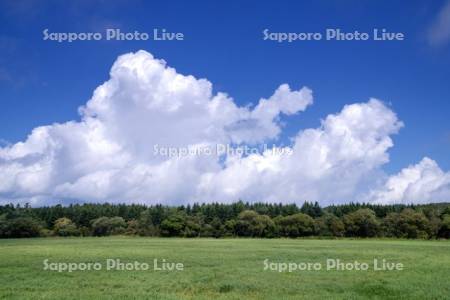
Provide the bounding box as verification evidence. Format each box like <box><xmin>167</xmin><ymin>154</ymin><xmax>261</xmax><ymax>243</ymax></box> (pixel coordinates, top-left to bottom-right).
<box><xmin>315</xmin><ymin>213</ymin><xmax>345</xmax><ymax>237</ymax></box>
<box><xmin>275</xmin><ymin>213</ymin><xmax>315</xmax><ymax>237</ymax></box>
<box><xmin>135</xmin><ymin>210</ymin><xmax>159</xmax><ymax>236</ymax></box>
<box><xmin>184</xmin><ymin>216</ymin><xmax>202</xmax><ymax>237</ymax></box>
<box><xmin>383</xmin><ymin>209</ymin><xmax>431</xmax><ymax>239</ymax></box>
<box><xmin>236</xmin><ymin>210</ymin><xmax>276</xmax><ymax>237</ymax></box>
<box><xmin>301</xmin><ymin>202</ymin><xmax>323</xmax><ymax>218</ymax></box>
<box><xmin>438</xmin><ymin>214</ymin><xmax>450</xmax><ymax>238</ymax></box>
<box><xmin>53</xmin><ymin>217</ymin><xmax>80</xmax><ymax>237</ymax></box>
<box><xmin>343</xmin><ymin>209</ymin><xmax>380</xmax><ymax>237</ymax></box>
<box><xmin>0</xmin><ymin>214</ymin><xmax>42</xmax><ymax>238</ymax></box>
<box><xmin>224</xmin><ymin>219</ymin><xmax>237</xmax><ymax>237</ymax></box>
<box><xmin>91</xmin><ymin>216</ymin><xmax>126</xmax><ymax>236</ymax></box>
<box><xmin>160</xmin><ymin>211</ymin><xmax>186</xmax><ymax>237</ymax></box>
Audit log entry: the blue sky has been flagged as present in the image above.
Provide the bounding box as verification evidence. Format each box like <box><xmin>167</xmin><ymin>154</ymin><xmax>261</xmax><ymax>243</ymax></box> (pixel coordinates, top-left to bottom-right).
<box><xmin>0</xmin><ymin>0</ymin><xmax>449</xmax><ymax>206</ymax></box>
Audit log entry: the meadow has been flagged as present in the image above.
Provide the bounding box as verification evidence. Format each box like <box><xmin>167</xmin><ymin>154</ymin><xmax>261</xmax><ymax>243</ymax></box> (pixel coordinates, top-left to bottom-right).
<box><xmin>0</xmin><ymin>237</ymin><xmax>449</xmax><ymax>299</ymax></box>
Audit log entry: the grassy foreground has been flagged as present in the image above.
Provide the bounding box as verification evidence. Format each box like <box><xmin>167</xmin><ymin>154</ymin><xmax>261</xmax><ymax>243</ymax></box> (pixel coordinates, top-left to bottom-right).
<box><xmin>0</xmin><ymin>238</ymin><xmax>449</xmax><ymax>299</ymax></box>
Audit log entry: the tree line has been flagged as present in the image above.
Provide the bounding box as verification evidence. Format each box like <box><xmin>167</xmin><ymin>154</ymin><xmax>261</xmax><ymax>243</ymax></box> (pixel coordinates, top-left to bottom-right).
<box><xmin>1</xmin><ymin>201</ymin><xmax>449</xmax><ymax>239</ymax></box>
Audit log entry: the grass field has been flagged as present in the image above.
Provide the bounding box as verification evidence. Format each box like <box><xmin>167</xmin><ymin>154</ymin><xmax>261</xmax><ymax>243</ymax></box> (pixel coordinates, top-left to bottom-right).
<box><xmin>0</xmin><ymin>238</ymin><xmax>449</xmax><ymax>299</ymax></box>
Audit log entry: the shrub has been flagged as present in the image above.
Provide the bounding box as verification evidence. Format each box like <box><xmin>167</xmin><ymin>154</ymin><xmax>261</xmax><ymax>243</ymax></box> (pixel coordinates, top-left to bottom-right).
<box><xmin>275</xmin><ymin>213</ymin><xmax>315</xmax><ymax>237</ymax></box>
<box><xmin>160</xmin><ymin>211</ymin><xmax>186</xmax><ymax>237</ymax></box>
<box><xmin>0</xmin><ymin>215</ymin><xmax>42</xmax><ymax>238</ymax></box>
<box><xmin>183</xmin><ymin>216</ymin><xmax>202</xmax><ymax>237</ymax></box>
<box><xmin>315</xmin><ymin>213</ymin><xmax>345</xmax><ymax>237</ymax></box>
<box><xmin>383</xmin><ymin>209</ymin><xmax>431</xmax><ymax>239</ymax></box>
<box><xmin>91</xmin><ymin>216</ymin><xmax>126</xmax><ymax>236</ymax></box>
<box><xmin>438</xmin><ymin>214</ymin><xmax>450</xmax><ymax>238</ymax></box>
<box><xmin>236</xmin><ymin>210</ymin><xmax>276</xmax><ymax>237</ymax></box>
<box><xmin>344</xmin><ymin>209</ymin><xmax>380</xmax><ymax>237</ymax></box>
<box><xmin>54</xmin><ymin>217</ymin><xmax>80</xmax><ymax>237</ymax></box>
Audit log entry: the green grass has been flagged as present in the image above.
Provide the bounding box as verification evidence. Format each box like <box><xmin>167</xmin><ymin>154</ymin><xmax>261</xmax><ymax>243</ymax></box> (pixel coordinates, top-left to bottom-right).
<box><xmin>0</xmin><ymin>238</ymin><xmax>449</xmax><ymax>299</ymax></box>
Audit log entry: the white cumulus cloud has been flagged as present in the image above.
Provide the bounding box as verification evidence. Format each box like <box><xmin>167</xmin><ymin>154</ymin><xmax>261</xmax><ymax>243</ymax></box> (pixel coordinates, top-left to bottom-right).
<box><xmin>196</xmin><ymin>99</ymin><xmax>403</xmax><ymax>205</ymax></box>
<box><xmin>0</xmin><ymin>50</ymin><xmax>448</xmax><ymax>206</ymax></box>
<box><xmin>367</xmin><ymin>157</ymin><xmax>450</xmax><ymax>204</ymax></box>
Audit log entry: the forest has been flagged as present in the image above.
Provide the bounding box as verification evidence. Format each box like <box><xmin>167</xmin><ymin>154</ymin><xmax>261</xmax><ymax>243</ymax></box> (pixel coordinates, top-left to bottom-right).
<box><xmin>1</xmin><ymin>201</ymin><xmax>449</xmax><ymax>239</ymax></box>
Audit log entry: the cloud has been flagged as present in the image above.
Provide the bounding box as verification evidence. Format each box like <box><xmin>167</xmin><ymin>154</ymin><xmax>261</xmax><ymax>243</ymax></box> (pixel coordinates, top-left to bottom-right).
<box><xmin>0</xmin><ymin>50</ymin><xmax>312</xmax><ymax>205</ymax></box>
<box><xmin>427</xmin><ymin>0</ymin><xmax>450</xmax><ymax>46</ymax></box>
<box><xmin>0</xmin><ymin>50</ymin><xmax>447</xmax><ymax>206</ymax></box>
<box><xmin>197</xmin><ymin>99</ymin><xmax>403</xmax><ymax>205</ymax></box>
<box><xmin>367</xmin><ymin>157</ymin><xmax>450</xmax><ymax>204</ymax></box>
